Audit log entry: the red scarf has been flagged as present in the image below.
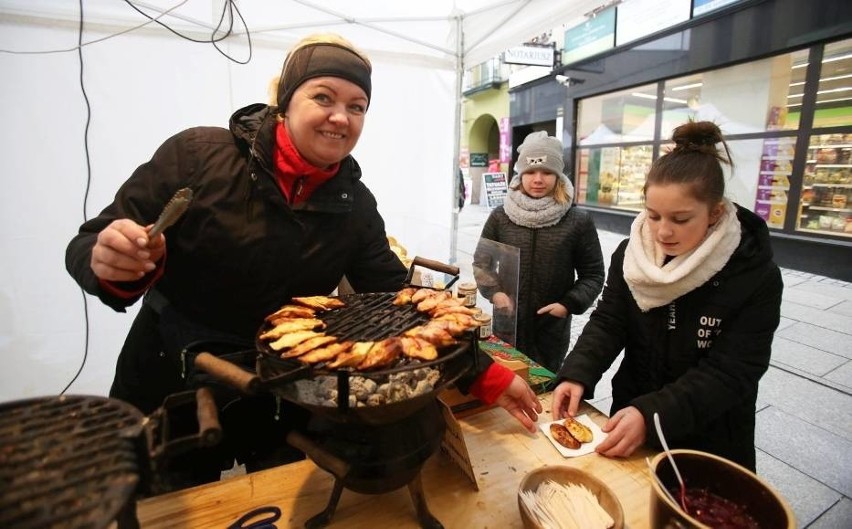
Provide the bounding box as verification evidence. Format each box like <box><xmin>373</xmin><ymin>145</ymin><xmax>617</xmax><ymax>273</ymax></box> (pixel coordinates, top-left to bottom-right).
<box><xmin>273</xmin><ymin>122</ymin><xmax>339</xmax><ymax>204</ymax></box>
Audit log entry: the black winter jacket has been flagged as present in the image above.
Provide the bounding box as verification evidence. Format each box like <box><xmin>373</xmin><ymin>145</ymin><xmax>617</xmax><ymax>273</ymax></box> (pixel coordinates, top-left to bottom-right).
<box><xmin>557</xmin><ymin>205</ymin><xmax>782</xmax><ymax>470</ymax></box>
<box><xmin>473</xmin><ymin>205</ymin><xmax>605</xmax><ymax>373</ymax></box>
<box><xmin>66</xmin><ymin>104</ymin><xmax>408</xmax><ymax>413</ymax></box>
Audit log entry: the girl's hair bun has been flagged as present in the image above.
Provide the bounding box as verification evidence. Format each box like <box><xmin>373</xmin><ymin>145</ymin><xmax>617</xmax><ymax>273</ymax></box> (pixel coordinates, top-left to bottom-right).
<box><xmin>672</xmin><ymin>120</ymin><xmax>723</xmax><ymax>150</ymax></box>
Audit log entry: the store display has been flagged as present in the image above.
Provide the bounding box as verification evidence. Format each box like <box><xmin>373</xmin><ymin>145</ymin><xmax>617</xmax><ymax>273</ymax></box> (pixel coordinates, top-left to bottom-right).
<box><xmin>797</xmin><ymin>134</ymin><xmax>852</xmax><ymax>238</ymax></box>
<box><xmin>754</xmin><ymin>137</ymin><xmax>794</xmax><ymax>229</ymax></box>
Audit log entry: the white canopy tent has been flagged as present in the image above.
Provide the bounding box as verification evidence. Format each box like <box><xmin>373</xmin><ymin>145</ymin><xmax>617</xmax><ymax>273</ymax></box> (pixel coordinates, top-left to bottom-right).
<box><xmin>0</xmin><ymin>0</ymin><xmax>599</xmax><ymax>401</ymax></box>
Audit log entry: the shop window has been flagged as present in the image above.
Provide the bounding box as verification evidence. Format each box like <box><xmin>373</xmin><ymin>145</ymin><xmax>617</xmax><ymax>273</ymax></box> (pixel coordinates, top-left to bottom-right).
<box><xmin>810</xmin><ymin>39</ymin><xmax>852</xmax><ymax>128</ymax></box>
<box><xmin>574</xmin><ymin>145</ymin><xmax>652</xmax><ymax>211</ymax></box>
<box><xmin>577</xmin><ymin>83</ymin><xmax>658</xmax><ymax>145</ymax></box>
<box><xmin>661</xmin><ymin>53</ymin><xmax>803</xmax><ymax>134</ymax></box>
<box><xmin>797</xmin><ymin>133</ymin><xmax>852</xmax><ymax>237</ymax></box>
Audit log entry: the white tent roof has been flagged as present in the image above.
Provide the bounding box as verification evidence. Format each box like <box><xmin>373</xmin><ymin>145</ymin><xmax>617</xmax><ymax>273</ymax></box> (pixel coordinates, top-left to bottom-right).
<box><xmin>0</xmin><ymin>0</ymin><xmax>600</xmax><ymax>400</ymax></box>
<box><xmin>2</xmin><ymin>0</ymin><xmax>600</xmax><ymax>67</ymax></box>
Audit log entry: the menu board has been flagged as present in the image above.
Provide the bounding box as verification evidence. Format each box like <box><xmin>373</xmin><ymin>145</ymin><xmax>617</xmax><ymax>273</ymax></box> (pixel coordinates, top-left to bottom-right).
<box><xmin>483</xmin><ymin>172</ymin><xmax>509</xmax><ymax>208</ymax></box>
<box><xmin>562</xmin><ymin>7</ymin><xmax>615</xmax><ymax>65</ymax></box>
<box><xmin>754</xmin><ymin>137</ymin><xmax>795</xmax><ymax>229</ymax></box>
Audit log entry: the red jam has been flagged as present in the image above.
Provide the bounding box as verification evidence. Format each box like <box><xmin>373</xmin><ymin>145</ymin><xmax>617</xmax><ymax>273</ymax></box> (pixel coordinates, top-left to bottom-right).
<box><xmin>669</xmin><ymin>487</ymin><xmax>760</xmax><ymax>529</ymax></box>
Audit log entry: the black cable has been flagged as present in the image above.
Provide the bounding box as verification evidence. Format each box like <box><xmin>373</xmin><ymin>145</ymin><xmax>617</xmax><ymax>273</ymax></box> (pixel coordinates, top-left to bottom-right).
<box><xmin>61</xmin><ymin>0</ymin><xmax>93</xmax><ymax>396</ymax></box>
<box><xmin>122</xmin><ymin>0</ymin><xmax>252</xmax><ymax>64</ymax></box>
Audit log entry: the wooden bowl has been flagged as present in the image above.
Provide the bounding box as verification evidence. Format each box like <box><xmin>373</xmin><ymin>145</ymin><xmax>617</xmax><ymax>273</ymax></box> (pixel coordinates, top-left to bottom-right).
<box><xmin>518</xmin><ymin>465</ymin><xmax>624</xmax><ymax>529</ymax></box>
<box><xmin>649</xmin><ymin>449</ymin><xmax>796</xmax><ymax>528</ymax></box>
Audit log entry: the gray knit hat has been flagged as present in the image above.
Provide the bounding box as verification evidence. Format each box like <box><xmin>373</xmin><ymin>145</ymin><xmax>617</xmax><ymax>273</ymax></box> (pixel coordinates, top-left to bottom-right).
<box><xmin>515</xmin><ymin>131</ymin><xmax>566</xmax><ymax>179</ymax></box>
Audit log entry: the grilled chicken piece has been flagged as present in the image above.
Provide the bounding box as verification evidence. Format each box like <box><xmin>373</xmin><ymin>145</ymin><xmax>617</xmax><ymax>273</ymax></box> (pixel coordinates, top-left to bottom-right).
<box><xmin>299</xmin><ymin>341</ymin><xmax>354</xmax><ymax>364</ymax></box>
<box><xmin>280</xmin><ymin>335</ymin><xmax>338</xmax><ymax>359</ymax></box>
<box><xmin>264</xmin><ymin>304</ymin><xmax>316</xmax><ymax>322</ymax></box>
<box><xmin>416</xmin><ymin>291</ymin><xmax>452</xmax><ymax>312</ymax></box>
<box><xmin>564</xmin><ymin>416</ymin><xmax>594</xmax><ymax>443</ymax></box>
<box><xmin>358</xmin><ymin>337</ymin><xmax>403</xmax><ymax>370</ymax></box>
<box><xmin>291</xmin><ymin>296</ymin><xmax>346</xmax><ymax>311</ymax></box>
<box><xmin>392</xmin><ymin>287</ymin><xmax>418</xmax><ymax>306</ymax></box>
<box><xmin>421</xmin><ymin>319</ymin><xmax>470</xmax><ymax>337</ymax></box>
<box><xmin>410</xmin><ymin>287</ymin><xmax>438</xmax><ymax>304</ymax></box>
<box><xmin>432</xmin><ymin>312</ymin><xmax>477</xmax><ymax>329</ymax></box>
<box><xmin>268</xmin><ymin>330</ymin><xmax>325</xmax><ymax>351</ymax></box>
<box><xmin>550</xmin><ymin>423</ymin><xmax>581</xmax><ymax>449</ymax></box>
<box><xmin>430</xmin><ymin>305</ymin><xmax>478</xmax><ymax>318</ymax></box>
<box><xmin>399</xmin><ymin>336</ymin><xmax>438</xmax><ymax>361</ymax></box>
<box><xmin>259</xmin><ymin>318</ymin><xmax>326</xmax><ymax>340</ymax></box>
<box><xmin>403</xmin><ymin>325</ymin><xmax>457</xmax><ymax>348</ymax></box>
<box><xmin>326</xmin><ymin>341</ymin><xmax>375</xmax><ymax>369</ymax></box>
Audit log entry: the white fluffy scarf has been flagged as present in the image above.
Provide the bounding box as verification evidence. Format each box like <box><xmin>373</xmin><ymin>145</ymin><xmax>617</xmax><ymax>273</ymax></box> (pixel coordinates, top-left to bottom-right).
<box><xmin>503</xmin><ymin>175</ymin><xmax>574</xmax><ymax>228</ymax></box>
<box><xmin>623</xmin><ymin>199</ymin><xmax>741</xmax><ymax>312</ymax></box>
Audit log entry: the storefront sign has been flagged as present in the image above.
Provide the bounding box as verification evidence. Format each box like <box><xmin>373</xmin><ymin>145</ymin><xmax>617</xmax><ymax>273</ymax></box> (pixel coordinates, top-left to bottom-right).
<box><xmin>563</xmin><ymin>7</ymin><xmax>615</xmax><ymax>65</ymax></box>
<box><xmin>483</xmin><ymin>172</ymin><xmax>508</xmax><ymax>208</ymax></box>
<box><xmin>503</xmin><ymin>45</ymin><xmax>554</xmax><ymax>67</ymax></box>
<box><xmin>616</xmin><ymin>0</ymin><xmax>690</xmax><ymax>47</ymax></box>
<box><xmin>470</xmin><ymin>153</ymin><xmax>489</xmax><ymax>167</ymax></box>
<box><xmin>693</xmin><ymin>0</ymin><xmax>743</xmax><ymax>17</ymax></box>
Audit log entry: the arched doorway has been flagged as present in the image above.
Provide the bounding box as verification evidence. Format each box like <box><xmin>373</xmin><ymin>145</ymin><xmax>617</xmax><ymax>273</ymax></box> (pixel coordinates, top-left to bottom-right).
<box><xmin>467</xmin><ymin>114</ymin><xmax>500</xmax><ymax>205</ymax></box>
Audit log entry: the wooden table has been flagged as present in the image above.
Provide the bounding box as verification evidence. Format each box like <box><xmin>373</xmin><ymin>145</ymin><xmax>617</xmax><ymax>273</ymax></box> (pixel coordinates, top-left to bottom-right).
<box><xmin>138</xmin><ymin>395</ymin><xmax>655</xmax><ymax>528</ymax></box>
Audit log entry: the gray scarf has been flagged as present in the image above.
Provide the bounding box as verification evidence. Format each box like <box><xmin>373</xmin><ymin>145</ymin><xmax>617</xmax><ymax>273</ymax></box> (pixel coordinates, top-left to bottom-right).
<box><xmin>503</xmin><ymin>175</ymin><xmax>573</xmax><ymax>228</ymax></box>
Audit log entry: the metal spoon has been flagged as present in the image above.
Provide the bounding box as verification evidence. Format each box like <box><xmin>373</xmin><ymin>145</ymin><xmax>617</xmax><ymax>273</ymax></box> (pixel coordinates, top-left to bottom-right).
<box><xmin>645</xmin><ymin>456</ymin><xmax>680</xmax><ymax>506</ymax></box>
<box><xmin>653</xmin><ymin>412</ymin><xmax>689</xmax><ymax>512</ymax></box>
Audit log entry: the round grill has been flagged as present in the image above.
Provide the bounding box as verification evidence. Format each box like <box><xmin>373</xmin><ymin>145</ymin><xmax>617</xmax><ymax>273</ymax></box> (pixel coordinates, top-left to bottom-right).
<box><xmin>0</xmin><ymin>395</ymin><xmax>146</xmax><ymax>529</ymax></box>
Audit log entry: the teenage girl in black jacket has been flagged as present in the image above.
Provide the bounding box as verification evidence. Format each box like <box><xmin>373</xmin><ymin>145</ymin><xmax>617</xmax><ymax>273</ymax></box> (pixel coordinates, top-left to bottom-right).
<box><xmin>551</xmin><ymin>121</ymin><xmax>783</xmax><ymax>470</ymax></box>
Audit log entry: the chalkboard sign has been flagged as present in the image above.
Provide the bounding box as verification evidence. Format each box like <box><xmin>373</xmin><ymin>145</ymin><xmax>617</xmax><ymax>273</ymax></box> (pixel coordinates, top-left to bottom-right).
<box><xmin>470</xmin><ymin>153</ymin><xmax>489</xmax><ymax>167</ymax></box>
<box><xmin>483</xmin><ymin>172</ymin><xmax>508</xmax><ymax>208</ymax></box>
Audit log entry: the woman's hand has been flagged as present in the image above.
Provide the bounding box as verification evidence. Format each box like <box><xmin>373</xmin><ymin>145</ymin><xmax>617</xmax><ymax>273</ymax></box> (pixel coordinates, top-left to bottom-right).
<box><xmin>550</xmin><ymin>380</ymin><xmax>584</xmax><ymax>419</ymax></box>
<box><xmin>90</xmin><ymin>219</ymin><xmax>166</xmax><ymax>282</ymax></box>
<box><xmin>494</xmin><ymin>374</ymin><xmax>543</xmax><ymax>433</ymax></box>
<box><xmin>594</xmin><ymin>406</ymin><xmax>646</xmax><ymax>458</ymax></box>
<box><xmin>492</xmin><ymin>292</ymin><xmax>514</xmax><ymax>311</ymax></box>
<box><xmin>537</xmin><ymin>302</ymin><xmax>568</xmax><ymax>318</ymax></box>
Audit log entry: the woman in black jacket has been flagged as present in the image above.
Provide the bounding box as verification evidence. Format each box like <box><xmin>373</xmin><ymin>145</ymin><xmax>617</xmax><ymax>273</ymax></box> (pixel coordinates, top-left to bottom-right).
<box><xmin>473</xmin><ymin>132</ymin><xmax>605</xmax><ymax>374</ymax></box>
<box><xmin>66</xmin><ymin>33</ymin><xmax>541</xmax><ymax>490</ymax></box>
<box><xmin>551</xmin><ymin>121</ymin><xmax>783</xmax><ymax>470</ymax></box>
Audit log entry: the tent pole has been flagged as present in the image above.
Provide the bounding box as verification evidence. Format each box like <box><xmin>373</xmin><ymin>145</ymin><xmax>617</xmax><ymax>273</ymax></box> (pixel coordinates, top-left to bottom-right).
<box><xmin>450</xmin><ymin>13</ymin><xmax>463</xmax><ymax>267</ymax></box>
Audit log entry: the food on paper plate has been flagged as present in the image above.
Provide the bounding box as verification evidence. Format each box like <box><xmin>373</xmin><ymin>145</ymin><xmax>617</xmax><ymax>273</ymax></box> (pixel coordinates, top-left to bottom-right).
<box><xmin>291</xmin><ymin>295</ymin><xmax>346</xmax><ymax>311</ymax></box>
<box><xmin>564</xmin><ymin>415</ymin><xmax>594</xmax><ymax>444</ymax></box>
<box><xmin>550</xmin><ymin>423</ymin><xmax>581</xmax><ymax>450</ymax></box>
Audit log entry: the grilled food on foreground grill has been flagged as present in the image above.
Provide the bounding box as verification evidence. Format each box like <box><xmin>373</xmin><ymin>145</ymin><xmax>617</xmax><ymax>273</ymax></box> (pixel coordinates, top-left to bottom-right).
<box><xmin>259</xmin><ymin>288</ymin><xmax>480</xmax><ymax>370</ymax></box>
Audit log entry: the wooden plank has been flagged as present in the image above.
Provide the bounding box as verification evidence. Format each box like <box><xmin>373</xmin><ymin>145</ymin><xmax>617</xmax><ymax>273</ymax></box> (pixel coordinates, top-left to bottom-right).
<box><xmin>138</xmin><ymin>396</ymin><xmax>655</xmax><ymax>528</ymax></box>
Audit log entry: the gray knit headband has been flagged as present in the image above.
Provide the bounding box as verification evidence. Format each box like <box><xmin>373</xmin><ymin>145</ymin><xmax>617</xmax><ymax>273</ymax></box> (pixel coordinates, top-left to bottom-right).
<box><xmin>276</xmin><ymin>43</ymin><xmax>372</xmax><ymax>112</ymax></box>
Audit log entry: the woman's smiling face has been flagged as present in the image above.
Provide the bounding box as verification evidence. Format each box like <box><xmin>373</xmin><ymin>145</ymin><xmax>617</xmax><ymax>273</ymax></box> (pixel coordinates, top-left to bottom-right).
<box><xmin>285</xmin><ymin>76</ymin><xmax>368</xmax><ymax>168</ymax></box>
<box><xmin>644</xmin><ymin>183</ymin><xmax>723</xmax><ymax>256</ymax></box>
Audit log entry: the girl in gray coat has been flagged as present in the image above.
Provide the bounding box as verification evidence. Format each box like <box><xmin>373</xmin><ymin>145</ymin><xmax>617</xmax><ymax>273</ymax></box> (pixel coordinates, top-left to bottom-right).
<box><xmin>473</xmin><ymin>132</ymin><xmax>605</xmax><ymax>374</ymax></box>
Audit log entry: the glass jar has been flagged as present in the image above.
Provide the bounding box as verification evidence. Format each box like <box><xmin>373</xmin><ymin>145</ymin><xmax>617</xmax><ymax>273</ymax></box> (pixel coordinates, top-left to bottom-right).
<box><xmin>474</xmin><ymin>312</ymin><xmax>492</xmax><ymax>339</ymax></box>
<box><xmin>456</xmin><ymin>282</ymin><xmax>478</xmax><ymax>308</ymax></box>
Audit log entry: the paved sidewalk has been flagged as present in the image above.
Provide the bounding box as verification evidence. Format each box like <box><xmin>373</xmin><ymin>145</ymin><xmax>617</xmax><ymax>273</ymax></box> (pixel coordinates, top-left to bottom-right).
<box><xmin>455</xmin><ymin>203</ymin><xmax>852</xmax><ymax>528</ymax></box>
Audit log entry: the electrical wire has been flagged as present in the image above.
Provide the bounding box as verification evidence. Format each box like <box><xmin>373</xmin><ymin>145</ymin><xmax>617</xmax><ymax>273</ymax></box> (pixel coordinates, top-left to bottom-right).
<box><xmin>0</xmin><ymin>0</ymin><xmax>190</xmax><ymax>55</ymax></box>
<box><xmin>121</xmin><ymin>0</ymin><xmax>252</xmax><ymax>64</ymax></box>
<box><xmin>0</xmin><ymin>0</ymin><xmax>252</xmax><ymax>64</ymax></box>
<box><xmin>60</xmin><ymin>0</ymin><xmax>92</xmax><ymax>396</ymax></box>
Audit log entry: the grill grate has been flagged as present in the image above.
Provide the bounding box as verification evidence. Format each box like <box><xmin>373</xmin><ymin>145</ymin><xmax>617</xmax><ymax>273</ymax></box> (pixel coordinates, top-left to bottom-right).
<box><xmin>0</xmin><ymin>396</ymin><xmax>145</xmax><ymax>529</ymax></box>
<box><xmin>321</xmin><ymin>292</ymin><xmax>431</xmax><ymax>342</ymax></box>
